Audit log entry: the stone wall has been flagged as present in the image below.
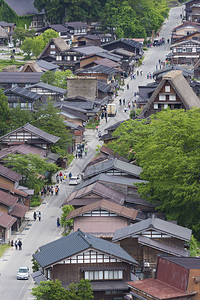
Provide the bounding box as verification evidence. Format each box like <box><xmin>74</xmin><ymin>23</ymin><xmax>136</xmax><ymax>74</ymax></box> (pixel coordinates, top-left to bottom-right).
<box><xmin>67</xmin><ymin>77</ymin><xmax>97</xmax><ymax>101</ymax></box>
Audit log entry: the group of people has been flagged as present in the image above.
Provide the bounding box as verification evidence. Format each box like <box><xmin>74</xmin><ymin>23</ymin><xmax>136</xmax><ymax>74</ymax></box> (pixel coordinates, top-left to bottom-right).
<box><xmin>76</xmin><ymin>143</ymin><xmax>88</xmax><ymax>158</ymax></box>
<box><xmin>10</xmin><ymin>240</ymin><xmax>22</xmax><ymax>250</ymax></box>
<box><xmin>33</xmin><ymin>211</ymin><xmax>41</xmax><ymax>221</ymax></box>
<box><xmin>56</xmin><ymin>171</ymin><xmax>67</xmax><ymax>184</ymax></box>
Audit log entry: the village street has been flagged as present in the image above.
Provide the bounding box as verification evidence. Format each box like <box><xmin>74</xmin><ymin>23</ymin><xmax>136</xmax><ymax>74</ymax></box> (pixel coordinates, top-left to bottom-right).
<box><xmin>0</xmin><ymin>6</ymin><xmax>183</xmax><ymax>300</ymax></box>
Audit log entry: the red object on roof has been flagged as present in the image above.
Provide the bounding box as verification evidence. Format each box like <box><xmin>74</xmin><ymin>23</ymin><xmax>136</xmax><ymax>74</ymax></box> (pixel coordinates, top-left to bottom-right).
<box><xmin>0</xmin><ymin>211</ymin><xmax>16</xmax><ymax>229</ymax></box>
<box><xmin>127</xmin><ymin>278</ymin><xmax>196</xmax><ymax>299</ymax></box>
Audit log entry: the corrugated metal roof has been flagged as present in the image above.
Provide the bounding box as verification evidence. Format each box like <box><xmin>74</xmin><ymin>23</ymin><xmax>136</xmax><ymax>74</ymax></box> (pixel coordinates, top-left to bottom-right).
<box><xmin>160</xmin><ymin>256</ymin><xmax>200</xmax><ymax>270</ymax></box>
<box><xmin>33</xmin><ymin>229</ymin><xmax>138</xmax><ymax>268</ymax></box>
<box><xmin>0</xmin><ymin>164</ymin><xmax>22</xmax><ymax>182</ymax></box>
<box><xmin>138</xmin><ymin>236</ymin><xmax>190</xmax><ymax>257</ymax></box>
<box><xmin>0</xmin><ymin>190</ymin><xmax>18</xmax><ymax>207</ymax></box>
<box><xmin>0</xmin><ymin>211</ymin><xmax>16</xmax><ymax>229</ymax></box>
<box><xmin>113</xmin><ymin>215</ymin><xmax>192</xmax><ymax>242</ymax></box>
<box><xmin>0</xmin><ymin>72</ymin><xmax>42</xmax><ymax>83</ymax></box>
<box><xmin>83</xmin><ymin>158</ymin><xmax>142</xmax><ymax>179</ymax></box>
<box><xmin>66</xmin><ymin>199</ymin><xmax>138</xmax><ymax>220</ymax></box>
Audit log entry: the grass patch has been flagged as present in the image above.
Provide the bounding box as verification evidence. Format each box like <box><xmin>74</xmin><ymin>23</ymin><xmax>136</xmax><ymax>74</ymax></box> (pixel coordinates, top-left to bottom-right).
<box><xmin>0</xmin><ymin>244</ymin><xmax>9</xmax><ymax>257</ymax></box>
<box><xmin>30</xmin><ymin>195</ymin><xmax>41</xmax><ymax>207</ymax></box>
<box><xmin>66</xmin><ymin>154</ymin><xmax>75</xmax><ymax>166</ymax></box>
<box><xmin>0</xmin><ymin>59</ymin><xmax>24</xmax><ymax>71</ymax></box>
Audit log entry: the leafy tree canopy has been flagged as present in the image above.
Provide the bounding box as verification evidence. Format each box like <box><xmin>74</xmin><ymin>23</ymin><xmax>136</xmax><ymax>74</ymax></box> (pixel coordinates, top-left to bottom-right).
<box><xmin>42</xmin><ymin>29</ymin><xmax>59</xmax><ymax>44</ymax></box>
<box><xmin>109</xmin><ymin>109</ymin><xmax>200</xmax><ymax>238</ymax></box>
<box><xmin>61</xmin><ymin>205</ymin><xmax>74</xmax><ymax>234</ymax></box>
<box><xmin>0</xmin><ymin>89</ymin><xmax>10</xmax><ymax>136</ymax></box>
<box><xmin>41</xmin><ymin>70</ymin><xmax>73</xmax><ymax>89</ymax></box>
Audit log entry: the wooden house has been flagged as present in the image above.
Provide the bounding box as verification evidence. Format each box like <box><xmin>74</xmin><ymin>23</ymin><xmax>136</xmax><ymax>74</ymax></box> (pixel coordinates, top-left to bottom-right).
<box><xmin>0</xmin><ymin>21</ymin><xmax>15</xmax><ymax>42</ymax></box>
<box><xmin>185</xmin><ymin>0</ymin><xmax>200</xmax><ymax>22</ymax></box>
<box><xmin>76</xmin><ymin>65</ymin><xmax>119</xmax><ymax>84</ymax></box>
<box><xmin>55</xmin><ymin>103</ymin><xmax>88</xmax><ymax>127</ymax></box>
<box><xmin>171</xmin><ymin>21</ymin><xmax>200</xmax><ymax>44</ymax></box>
<box><xmin>77</xmin><ymin>35</ymin><xmax>101</xmax><ymax>47</ymax></box>
<box><xmin>65</xmin><ymin>22</ymin><xmax>88</xmax><ymax>37</ymax></box>
<box><xmin>113</xmin><ymin>215</ymin><xmax>191</xmax><ymax>279</ymax></box>
<box><xmin>128</xmin><ymin>256</ymin><xmax>200</xmax><ymax>300</ymax></box>
<box><xmin>66</xmin><ymin>199</ymin><xmax>138</xmax><ymax>239</ymax></box>
<box><xmin>28</xmin><ymin>82</ymin><xmax>67</xmax><ymax>102</ymax></box>
<box><xmin>170</xmin><ymin>39</ymin><xmax>200</xmax><ymax>65</ymax></box>
<box><xmin>79</xmin><ymin>52</ymin><xmax>122</xmax><ymax>70</ymax></box>
<box><xmin>32</xmin><ymin>229</ymin><xmax>138</xmax><ymax>300</ymax></box>
<box><xmin>38</xmin><ymin>37</ymin><xmax>70</xmax><ymax>62</ymax></box>
<box><xmin>194</xmin><ymin>58</ymin><xmax>200</xmax><ymax>79</ymax></box>
<box><xmin>0</xmin><ymin>211</ymin><xmax>16</xmax><ymax>243</ymax></box>
<box><xmin>102</xmin><ymin>38</ymin><xmax>143</xmax><ymax>57</ymax></box>
<box><xmin>4</xmin><ymin>86</ymin><xmax>41</xmax><ymax>111</ymax></box>
<box><xmin>0</xmin><ymin>123</ymin><xmax>60</xmax><ymax>151</ymax></box>
<box><xmin>174</xmin><ymin>31</ymin><xmax>200</xmax><ymax>44</ymax></box>
<box><xmin>139</xmin><ymin>70</ymin><xmax>200</xmax><ymax>118</ymax></box>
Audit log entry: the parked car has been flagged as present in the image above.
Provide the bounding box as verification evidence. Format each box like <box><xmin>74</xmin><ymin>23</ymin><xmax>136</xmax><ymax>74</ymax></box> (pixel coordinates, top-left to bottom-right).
<box><xmin>17</xmin><ymin>267</ymin><xmax>29</xmax><ymax>280</ymax></box>
<box><xmin>69</xmin><ymin>175</ymin><xmax>81</xmax><ymax>185</ymax></box>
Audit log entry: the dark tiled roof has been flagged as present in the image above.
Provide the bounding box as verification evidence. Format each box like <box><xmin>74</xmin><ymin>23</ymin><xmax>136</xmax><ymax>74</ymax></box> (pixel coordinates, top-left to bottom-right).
<box><xmin>138</xmin><ymin>236</ymin><xmax>190</xmax><ymax>257</ymax></box>
<box><xmin>0</xmin><ymin>72</ymin><xmax>42</xmax><ymax>84</ymax></box>
<box><xmin>29</xmin><ymin>82</ymin><xmax>67</xmax><ymax>94</ymax></box>
<box><xmin>33</xmin><ymin>229</ymin><xmax>138</xmax><ymax>267</ymax></box>
<box><xmin>57</xmin><ymin>105</ymin><xmax>88</xmax><ymax>121</ymax></box>
<box><xmin>153</xmin><ymin>65</ymin><xmax>193</xmax><ymax>79</ymax></box>
<box><xmin>97</xmin><ymin>81</ymin><xmax>110</xmax><ymax>93</ymax></box>
<box><xmin>49</xmin><ymin>24</ymin><xmax>68</xmax><ymax>33</ymax></box>
<box><xmin>160</xmin><ymin>256</ymin><xmax>200</xmax><ymax>269</ymax></box>
<box><xmin>65</xmin><ymin>101</ymin><xmax>94</xmax><ymax>110</ymax></box>
<box><xmin>102</xmin><ymin>38</ymin><xmax>143</xmax><ymax>50</ymax></box>
<box><xmin>91</xmin><ymin>281</ymin><xmax>128</xmax><ymax>291</ymax></box>
<box><xmin>0</xmin><ymin>190</ymin><xmax>18</xmax><ymax>207</ymax></box>
<box><xmin>0</xmin><ymin>144</ymin><xmax>47</xmax><ymax>159</ymax></box>
<box><xmin>94</xmin><ymin>58</ymin><xmax>120</xmax><ymax>68</ymax></box>
<box><xmin>76</xmin><ymin>64</ymin><xmax>118</xmax><ymax>75</ymax></box>
<box><xmin>4</xmin><ymin>0</ymin><xmax>42</xmax><ymax>16</ymax></box>
<box><xmin>10</xmin><ymin>202</ymin><xmax>29</xmax><ymax>218</ymax></box>
<box><xmin>65</xmin><ymin>22</ymin><xmax>88</xmax><ymax>28</ymax></box>
<box><xmin>0</xmin><ymin>164</ymin><xmax>22</xmax><ymax>182</ymax></box>
<box><xmin>4</xmin><ymin>86</ymin><xmax>40</xmax><ymax>101</ymax></box>
<box><xmin>0</xmin><ymin>123</ymin><xmax>60</xmax><ymax>144</ymax></box>
<box><xmin>66</xmin><ymin>197</ymin><xmax>118</xmax><ymax>207</ymax></box>
<box><xmin>78</xmin><ymin>34</ymin><xmax>101</xmax><ymax>40</ymax></box>
<box><xmin>75</xmin><ymin>46</ymin><xmax>105</xmax><ymax>55</ymax></box>
<box><xmin>36</xmin><ymin>60</ymin><xmax>58</xmax><ymax>71</ymax></box>
<box><xmin>0</xmin><ymin>21</ymin><xmax>15</xmax><ymax>27</ymax></box>
<box><xmin>112</xmin><ymin>215</ymin><xmax>192</xmax><ymax>242</ymax></box>
<box><xmin>0</xmin><ymin>211</ymin><xmax>16</xmax><ymax>229</ymax></box>
<box><xmin>66</xmin><ymin>199</ymin><xmax>138</xmax><ymax>220</ymax></box>
<box><xmin>83</xmin><ymin>158</ymin><xmax>142</xmax><ymax>179</ymax></box>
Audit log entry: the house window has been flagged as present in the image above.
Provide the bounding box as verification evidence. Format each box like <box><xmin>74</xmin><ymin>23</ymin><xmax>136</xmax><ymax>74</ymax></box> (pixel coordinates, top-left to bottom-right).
<box><xmin>50</xmin><ymin>44</ymin><xmax>55</xmax><ymax>49</ymax></box>
<box><xmin>169</xmin><ymin>94</ymin><xmax>176</xmax><ymax>101</ymax></box>
<box><xmin>165</xmin><ymin>86</ymin><xmax>170</xmax><ymax>92</ymax></box>
<box><xmin>186</xmin><ymin>48</ymin><xmax>192</xmax><ymax>52</ymax></box>
<box><xmin>159</xmin><ymin>94</ymin><xmax>166</xmax><ymax>101</ymax></box>
<box><xmin>164</xmin><ymin>104</ymin><xmax>168</xmax><ymax>109</ymax></box>
<box><xmin>197</xmin><ymin>48</ymin><xmax>200</xmax><ymax>53</ymax></box>
<box><xmin>85</xmin><ymin>270</ymin><xmax>123</xmax><ymax>280</ymax></box>
<box><xmin>154</xmin><ymin>103</ymin><xmax>158</xmax><ymax>109</ymax></box>
<box><xmin>177</xmin><ymin>48</ymin><xmax>182</xmax><ymax>53</ymax></box>
<box><xmin>50</xmin><ymin>51</ymin><xmax>56</xmax><ymax>55</ymax></box>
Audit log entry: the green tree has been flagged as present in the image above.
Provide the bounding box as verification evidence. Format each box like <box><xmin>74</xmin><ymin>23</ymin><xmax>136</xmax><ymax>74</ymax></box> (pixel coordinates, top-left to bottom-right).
<box><xmin>5</xmin><ymin>153</ymin><xmax>59</xmax><ymax>189</ymax></box>
<box><xmin>42</xmin><ymin>29</ymin><xmax>59</xmax><ymax>44</ymax></box>
<box><xmin>9</xmin><ymin>104</ymin><xmax>33</xmax><ymax>130</ymax></box>
<box><xmin>0</xmin><ymin>90</ymin><xmax>10</xmax><ymax>136</ymax></box>
<box><xmin>41</xmin><ymin>70</ymin><xmax>56</xmax><ymax>85</ymax></box>
<box><xmin>61</xmin><ymin>205</ymin><xmax>74</xmax><ymax>234</ymax></box>
<box><xmin>32</xmin><ymin>100</ymin><xmax>73</xmax><ymax>155</ymax></box>
<box><xmin>13</xmin><ymin>28</ymin><xmax>35</xmax><ymax>46</ymax></box>
<box><xmin>31</xmin><ymin>35</ymin><xmax>46</xmax><ymax>58</ymax></box>
<box><xmin>32</xmin><ymin>280</ymin><xmax>67</xmax><ymax>300</ymax></box>
<box><xmin>66</xmin><ymin>279</ymin><xmax>94</xmax><ymax>300</ymax></box>
<box><xmin>21</xmin><ymin>37</ymin><xmax>33</xmax><ymax>59</ymax></box>
<box><xmin>109</xmin><ymin>109</ymin><xmax>200</xmax><ymax>238</ymax></box>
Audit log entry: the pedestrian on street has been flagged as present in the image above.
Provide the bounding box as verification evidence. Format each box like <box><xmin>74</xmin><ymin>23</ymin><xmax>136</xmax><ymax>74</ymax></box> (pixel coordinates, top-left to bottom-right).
<box><xmin>38</xmin><ymin>211</ymin><xmax>41</xmax><ymax>221</ymax></box>
<box><xmin>119</xmin><ymin>99</ymin><xmax>122</xmax><ymax>106</ymax></box>
<box><xmin>18</xmin><ymin>240</ymin><xmax>22</xmax><ymax>250</ymax></box>
<box><xmin>51</xmin><ymin>186</ymin><xmax>54</xmax><ymax>196</ymax></box>
<box><xmin>128</xmin><ymin>101</ymin><xmax>131</xmax><ymax>109</ymax></box>
<box><xmin>147</xmin><ymin>73</ymin><xmax>149</xmax><ymax>79</ymax></box>
<box><xmin>56</xmin><ymin>174</ymin><xmax>59</xmax><ymax>184</ymax></box>
<box><xmin>158</xmin><ymin>59</ymin><xmax>161</xmax><ymax>64</ymax></box>
<box><xmin>33</xmin><ymin>211</ymin><xmax>37</xmax><ymax>221</ymax></box>
<box><xmin>123</xmin><ymin>99</ymin><xmax>125</xmax><ymax>105</ymax></box>
<box><xmin>57</xmin><ymin>217</ymin><xmax>60</xmax><ymax>227</ymax></box>
<box><xmin>137</xmin><ymin>70</ymin><xmax>139</xmax><ymax>76</ymax></box>
<box><xmin>127</xmin><ymin>84</ymin><xmax>129</xmax><ymax>90</ymax></box>
<box><xmin>167</xmin><ymin>38</ymin><xmax>170</xmax><ymax>44</ymax></box>
<box><xmin>156</xmin><ymin>65</ymin><xmax>158</xmax><ymax>70</ymax></box>
<box><xmin>60</xmin><ymin>175</ymin><xmax>63</xmax><ymax>183</ymax></box>
<box><xmin>63</xmin><ymin>174</ymin><xmax>67</xmax><ymax>182</ymax></box>
<box><xmin>15</xmin><ymin>240</ymin><xmax>18</xmax><ymax>250</ymax></box>
<box><xmin>85</xmin><ymin>149</ymin><xmax>87</xmax><ymax>156</ymax></box>
<box><xmin>69</xmin><ymin>172</ymin><xmax>72</xmax><ymax>180</ymax></box>
<box><xmin>140</xmin><ymin>70</ymin><xmax>143</xmax><ymax>76</ymax></box>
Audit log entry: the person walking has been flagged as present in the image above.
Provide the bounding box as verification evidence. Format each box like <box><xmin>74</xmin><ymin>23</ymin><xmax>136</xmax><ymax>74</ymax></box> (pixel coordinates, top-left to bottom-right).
<box><xmin>15</xmin><ymin>240</ymin><xmax>18</xmax><ymax>250</ymax></box>
<box><xmin>51</xmin><ymin>186</ymin><xmax>54</xmax><ymax>196</ymax></box>
<box><xmin>56</xmin><ymin>174</ymin><xmax>59</xmax><ymax>184</ymax></box>
<box><xmin>18</xmin><ymin>240</ymin><xmax>22</xmax><ymax>250</ymax></box>
<box><xmin>119</xmin><ymin>99</ymin><xmax>122</xmax><ymax>106</ymax></box>
<box><xmin>57</xmin><ymin>217</ymin><xmax>60</xmax><ymax>227</ymax></box>
<box><xmin>38</xmin><ymin>211</ymin><xmax>41</xmax><ymax>221</ymax></box>
<box><xmin>140</xmin><ymin>70</ymin><xmax>143</xmax><ymax>76</ymax></box>
<box><xmin>60</xmin><ymin>175</ymin><xmax>63</xmax><ymax>183</ymax></box>
<box><xmin>33</xmin><ymin>211</ymin><xmax>37</xmax><ymax>221</ymax></box>
<box><xmin>123</xmin><ymin>99</ymin><xmax>125</xmax><ymax>106</ymax></box>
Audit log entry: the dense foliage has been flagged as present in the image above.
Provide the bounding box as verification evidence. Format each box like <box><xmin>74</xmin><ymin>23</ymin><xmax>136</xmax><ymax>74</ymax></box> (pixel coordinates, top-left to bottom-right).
<box><xmin>34</xmin><ymin>0</ymin><xmax>169</xmax><ymax>38</ymax></box>
<box><xmin>109</xmin><ymin>109</ymin><xmax>200</xmax><ymax>238</ymax></box>
<box><xmin>0</xmin><ymin>89</ymin><xmax>10</xmax><ymax>136</ymax></box>
<box><xmin>32</xmin><ymin>279</ymin><xmax>94</xmax><ymax>300</ymax></box>
<box><xmin>41</xmin><ymin>70</ymin><xmax>73</xmax><ymax>89</ymax></box>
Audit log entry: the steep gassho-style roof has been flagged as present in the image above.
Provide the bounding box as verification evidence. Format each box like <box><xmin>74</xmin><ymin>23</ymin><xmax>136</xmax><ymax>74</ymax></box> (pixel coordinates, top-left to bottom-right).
<box><xmin>4</xmin><ymin>0</ymin><xmax>42</xmax><ymax>16</ymax></box>
<box><xmin>139</xmin><ymin>70</ymin><xmax>200</xmax><ymax>118</ymax></box>
<box><xmin>0</xmin><ymin>123</ymin><xmax>60</xmax><ymax>144</ymax></box>
<box><xmin>39</xmin><ymin>38</ymin><xmax>69</xmax><ymax>59</ymax></box>
<box><xmin>83</xmin><ymin>158</ymin><xmax>142</xmax><ymax>179</ymax></box>
<box><xmin>33</xmin><ymin>229</ymin><xmax>138</xmax><ymax>268</ymax></box>
<box><xmin>66</xmin><ymin>199</ymin><xmax>138</xmax><ymax>220</ymax></box>
<box><xmin>113</xmin><ymin>215</ymin><xmax>192</xmax><ymax>242</ymax></box>
<box><xmin>0</xmin><ymin>164</ymin><xmax>22</xmax><ymax>182</ymax></box>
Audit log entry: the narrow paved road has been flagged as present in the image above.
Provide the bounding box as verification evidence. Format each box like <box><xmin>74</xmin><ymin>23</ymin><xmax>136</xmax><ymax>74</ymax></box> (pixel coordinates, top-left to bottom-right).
<box><xmin>0</xmin><ymin>6</ymin><xmax>183</xmax><ymax>300</ymax></box>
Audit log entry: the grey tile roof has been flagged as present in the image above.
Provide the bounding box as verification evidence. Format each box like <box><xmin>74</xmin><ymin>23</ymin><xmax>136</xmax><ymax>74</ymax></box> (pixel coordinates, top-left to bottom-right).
<box><xmin>75</xmin><ymin>46</ymin><xmax>105</xmax><ymax>55</ymax></box>
<box><xmin>4</xmin><ymin>0</ymin><xmax>42</xmax><ymax>16</ymax></box>
<box><xmin>0</xmin><ymin>72</ymin><xmax>42</xmax><ymax>84</ymax></box>
<box><xmin>28</xmin><ymin>82</ymin><xmax>67</xmax><ymax>94</ymax></box>
<box><xmin>74</xmin><ymin>174</ymin><xmax>147</xmax><ymax>192</ymax></box>
<box><xmin>0</xmin><ymin>123</ymin><xmax>60</xmax><ymax>144</ymax></box>
<box><xmin>102</xmin><ymin>38</ymin><xmax>143</xmax><ymax>50</ymax></box>
<box><xmin>4</xmin><ymin>86</ymin><xmax>40</xmax><ymax>101</ymax></box>
<box><xmin>37</xmin><ymin>60</ymin><xmax>58</xmax><ymax>71</ymax></box>
<box><xmin>159</xmin><ymin>256</ymin><xmax>200</xmax><ymax>269</ymax></box>
<box><xmin>76</xmin><ymin>64</ymin><xmax>118</xmax><ymax>75</ymax></box>
<box><xmin>97</xmin><ymin>52</ymin><xmax>122</xmax><ymax>62</ymax></box>
<box><xmin>57</xmin><ymin>104</ymin><xmax>88</xmax><ymax>121</ymax></box>
<box><xmin>65</xmin><ymin>22</ymin><xmax>88</xmax><ymax>28</ymax></box>
<box><xmin>83</xmin><ymin>158</ymin><xmax>142</xmax><ymax>179</ymax></box>
<box><xmin>65</xmin><ymin>101</ymin><xmax>94</xmax><ymax>110</ymax></box>
<box><xmin>49</xmin><ymin>24</ymin><xmax>68</xmax><ymax>33</ymax></box>
<box><xmin>91</xmin><ymin>281</ymin><xmax>129</xmax><ymax>291</ymax></box>
<box><xmin>0</xmin><ymin>21</ymin><xmax>14</xmax><ymax>27</ymax></box>
<box><xmin>112</xmin><ymin>215</ymin><xmax>192</xmax><ymax>242</ymax></box>
<box><xmin>97</xmin><ymin>81</ymin><xmax>110</xmax><ymax>93</ymax></box>
<box><xmin>138</xmin><ymin>236</ymin><xmax>190</xmax><ymax>257</ymax></box>
<box><xmin>33</xmin><ymin>229</ymin><xmax>138</xmax><ymax>268</ymax></box>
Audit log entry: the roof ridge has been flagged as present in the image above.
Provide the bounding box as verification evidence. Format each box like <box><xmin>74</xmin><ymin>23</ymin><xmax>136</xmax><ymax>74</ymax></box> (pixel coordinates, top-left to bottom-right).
<box><xmin>77</xmin><ymin>229</ymin><xmax>93</xmax><ymax>247</ymax></box>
